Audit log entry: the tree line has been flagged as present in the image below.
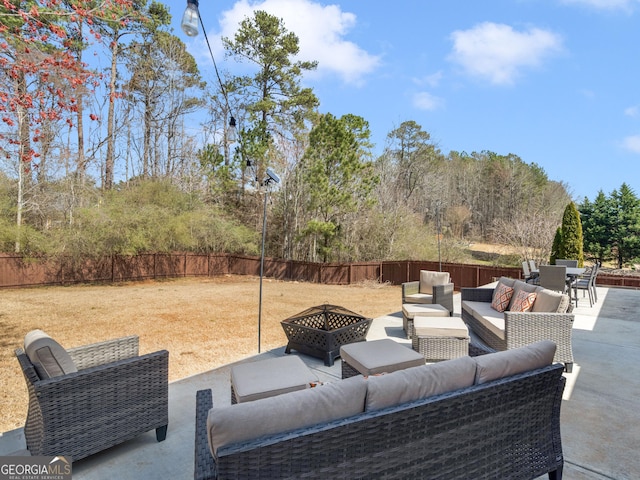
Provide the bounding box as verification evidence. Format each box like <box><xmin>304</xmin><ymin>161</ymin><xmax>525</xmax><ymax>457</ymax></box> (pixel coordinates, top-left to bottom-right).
<box><xmin>1</xmin><ymin>2</ymin><xmax>573</xmax><ymax>264</ymax></box>
<box><xmin>579</xmin><ymin>183</ymin><xmax>640</xmax><ymax>268</ymax></box>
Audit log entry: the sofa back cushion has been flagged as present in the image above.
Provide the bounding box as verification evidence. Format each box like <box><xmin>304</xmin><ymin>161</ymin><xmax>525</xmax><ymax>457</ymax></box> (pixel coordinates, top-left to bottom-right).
<box><xmin>531</xmin><ymin>289</ymin><xmax>571</xmax><ymax>313</ymax></box>
<box><xmin>474</xmin><ymin>340</ymin><xmax>556</xmax><ymax>385</ymax></box>
<box><xmin>419</xmin><ymin>270</ymin><xmax>450</xmax><ymax>294</ymax></box>
<box><xmin>365</xmin><ymin>356</ymin><xmax>477</xmax><ymax>411</ymax></box>
<box><xmin>496</xmin><ymin>276</ymin><xmax>516</xmax><ymax>288</ymax></box>
<box><xmin>24</xmin><ymin>329</ymin><xmax>78</xmax><ymax>379</ymax></box>
<box><xmin>207</xmin><ymin>375</ymin><xmax>367</xmax><ymax>457</ymax></box>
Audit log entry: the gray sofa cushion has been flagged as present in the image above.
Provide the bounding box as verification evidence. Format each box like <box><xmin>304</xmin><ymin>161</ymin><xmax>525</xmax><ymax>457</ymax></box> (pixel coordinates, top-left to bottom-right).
<box><xmin>207</xmin><ymin>375</ymin><xmax>367</xmax><ymax>456</ymax></box>
<box><xmin>468</xmin><ymin>301</ymin><xmax>505</xmax><ymax>340</ymax></box>
<box><xmin>497</xmin><ymin>276</ymin><xmax>516</xmax><ymax>288</ymax></box>
<box><xmin>365</xmin><ymin>356</ymin><xmax>477</xmax><ymax>411</ymax></box>
<box><xmin>24</xmin><ymin>329</ymin><xmax>78</xmax><ymax>379</ymax></box>
<box><xmin>340</xmin><ymin>339</ymin><xmax>424</xmax><ymax>376</ymax></box>
<box><xmin>474</xmin><ymin>340</ymin><xmax>556</xmax><ymax>385</ymax></box>
<box><xmin>532</xmin><ymin>289</ymin><xmax>571</xmax><ymax>313</ymax></box>
<box><xmin>231</xmin><ymin>356</ymin><xmax>318</xmax><ymax>403</ymax></box>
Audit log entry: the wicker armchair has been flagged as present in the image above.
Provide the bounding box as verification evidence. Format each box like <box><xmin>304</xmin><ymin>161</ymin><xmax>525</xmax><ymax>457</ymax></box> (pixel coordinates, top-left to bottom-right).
<box><xmin>401</xmin><ymin>270</ymin><xmax>454</xmax><ymax>315</ymax></box>
<box><xmin>15</xmin><ymin>332</ymin><xmax>169</xmax><ymax>461</ymax></box>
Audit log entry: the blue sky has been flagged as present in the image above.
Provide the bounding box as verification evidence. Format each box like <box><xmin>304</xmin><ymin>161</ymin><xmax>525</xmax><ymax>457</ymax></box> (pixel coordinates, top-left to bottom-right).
<box><xmin>164</xmin><ymin>0</ymin><xmax>640</xmax><ymax>201</ymax></box>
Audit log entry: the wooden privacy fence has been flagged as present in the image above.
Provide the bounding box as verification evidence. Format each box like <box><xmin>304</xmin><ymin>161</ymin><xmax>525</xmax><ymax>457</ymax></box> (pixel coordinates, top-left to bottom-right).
<box><xmin>0</xmin><ymin>253</ymin><xmax>638</xmax><ymax>289</ymax></box>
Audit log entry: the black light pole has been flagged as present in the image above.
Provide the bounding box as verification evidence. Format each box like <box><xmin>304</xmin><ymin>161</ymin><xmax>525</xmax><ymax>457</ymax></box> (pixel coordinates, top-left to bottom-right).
<box><xmin>257</xmin><ymin>169</ymin><xmax>280</xmax><ymax>353</ymax></box>
<box><xmin>435</xmin><ymin>201</ymin><xmax>442</xmax><ymax>272</ymax></box>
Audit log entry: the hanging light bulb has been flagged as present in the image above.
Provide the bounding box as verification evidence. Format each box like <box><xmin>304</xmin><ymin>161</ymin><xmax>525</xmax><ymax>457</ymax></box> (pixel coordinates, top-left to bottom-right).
<box><xmin>228</xmin><ymin>116</ymin><xmax>237</xmax><ymax>144</ymax></box>
<box><xmin>181</xmin><ymin>0</ymin><xmax>199</xmax><ymax>37</ymax></box>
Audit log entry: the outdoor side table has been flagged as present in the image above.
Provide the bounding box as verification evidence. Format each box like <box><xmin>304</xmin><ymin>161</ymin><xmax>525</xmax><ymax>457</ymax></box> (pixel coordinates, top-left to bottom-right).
<box><xmin>402</xmin><ymin>303</ymin><xmax>449</xmax><ymax>339</ymax></box>
<box><xmin>411</xmin><ymin>316</ymin><xmax>470</xmax><ymax>362</ymax></box>
<box><xmin>230</xmin><ymin>356</ymin><xmax>318</xmax><ymax>404</ymax></box>
<box><xmin>340</xmin><ymin>338</ymin><xmax>425</xmax><ymax>379</ymax></box>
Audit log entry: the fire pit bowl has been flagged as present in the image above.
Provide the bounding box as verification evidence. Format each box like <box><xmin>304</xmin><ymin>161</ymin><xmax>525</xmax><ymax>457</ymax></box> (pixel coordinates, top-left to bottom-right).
<box><xmin>281</xmin><ymin>304</ymin><xmax>372</xmax><ymax>366</ymax></box>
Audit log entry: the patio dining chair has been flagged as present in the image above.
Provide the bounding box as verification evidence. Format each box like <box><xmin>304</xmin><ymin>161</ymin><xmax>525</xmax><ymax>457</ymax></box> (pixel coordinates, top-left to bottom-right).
<box><xmin>522</xmin><ymin>261</ymin><xmax>536</xmax><ymax>283</ymax></box>
<box><xmin>556</xmin><ymin>259</ymin><xmax>578</xmax><ymax>267</ymax></box>
<box><xmin>15</xmin><ymin>330</ymin><xmax>169</xmax><ymax>461</ymax></box>
<box><xmin>538</xmin><ymin>265</ymin><xmax>568</xmax><ymax>293</ymax></box>
<box><xmin>573</xmin><ymin>262</ymin><xmax>600</xmax><ymax>307</ymax></box>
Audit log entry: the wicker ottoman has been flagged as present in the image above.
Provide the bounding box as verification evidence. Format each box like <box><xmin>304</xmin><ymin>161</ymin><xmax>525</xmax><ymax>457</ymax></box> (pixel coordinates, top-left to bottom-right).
<box><xmin>402</xmin><ymin>303</ymin><xmax>450</xmax><ymax>339</ymax></box>
<box><xmin>340</xmin><ymin>338</ymin><xmax>425</xmax><ymax>379</ymax></box>
<box><xmin>411</xmin><ymin>317</ymin><xmax>470</xmax><ymax>362</ymax></box>
<box><xmin>230</xmin><ymin>356</ymin><xmax>318</xmax><ymax>404</ymax></box>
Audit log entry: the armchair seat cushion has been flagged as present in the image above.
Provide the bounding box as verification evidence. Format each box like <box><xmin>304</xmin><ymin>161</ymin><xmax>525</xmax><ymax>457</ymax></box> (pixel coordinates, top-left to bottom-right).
<box><xmin>403</xmin><ymin>292</ymin><xmax>434</xmax><ymax>304</ymax></box>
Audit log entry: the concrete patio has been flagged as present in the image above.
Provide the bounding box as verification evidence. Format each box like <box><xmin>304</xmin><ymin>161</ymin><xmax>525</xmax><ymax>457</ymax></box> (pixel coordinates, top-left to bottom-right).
<box><xmin>2</xmin><ymin>285</ymin><xmax>639</xmax><ymax>479</ymax></box>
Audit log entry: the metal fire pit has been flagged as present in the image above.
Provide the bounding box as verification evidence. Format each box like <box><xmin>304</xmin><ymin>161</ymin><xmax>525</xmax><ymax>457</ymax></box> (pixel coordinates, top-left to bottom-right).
<box><xmin>281</xmin><ymin>304</ymin><xmax>372</xmax><ymax>366</ymax></box>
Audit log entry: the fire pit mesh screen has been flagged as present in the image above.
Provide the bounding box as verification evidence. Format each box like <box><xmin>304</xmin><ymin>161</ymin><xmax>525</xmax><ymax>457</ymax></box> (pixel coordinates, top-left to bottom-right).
<box><xmin>281</xmin><ymin>304</ymin><xmax>372</xmax><ymax>366</ymax></box>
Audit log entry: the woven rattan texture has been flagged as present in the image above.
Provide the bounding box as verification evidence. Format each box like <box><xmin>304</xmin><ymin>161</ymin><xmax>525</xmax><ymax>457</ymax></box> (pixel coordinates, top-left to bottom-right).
<box><xmin>15</xmin><ymin>336</ymin><xmax>169</xmax><ymax>461</ymax></box>
<box><xmin>195</xmin><ymin>364</ymin><xmax>565</xmax><ymax>479</ymax></box>
<box><xmin>341</xmin><ymin>360</ymin><xmax>361</xmax><ymax>379</ymax></box>
<box><xmin>461</xmin><ymin>287</ymin><xmax>574</xmax><ymax>370</ymax></box>
<box><xmin>411</xmin><ymin>335</ymin><xmax>469</xmax><ymax>362</ymax></box>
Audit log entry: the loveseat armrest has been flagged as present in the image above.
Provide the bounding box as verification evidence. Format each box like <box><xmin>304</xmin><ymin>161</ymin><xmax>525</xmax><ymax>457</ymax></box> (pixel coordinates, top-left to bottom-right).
<box><xmin>504</xmin><ymin>311</ymin><xmax>574</xmax><ymax>369</ymax></box>
<box><xmin>401</xmin><ymin>281</ymin><xmax>419</xmax><ymax>303</ymax></box>
<box><xmin>67</xmin><ymin>335</ymin><xmax>139</xmax><ymax>370</ymax></box>
<box><xmin>461</xmin><ymin>287</ymin><xmax>494</xmax><ymax>303</ymax></box>
<box><xmin>195</xmin><ymin>389</ymin><xmax>217</xmax><ymax>480</ymax></box>
<box><xmin>432</xmin><ymin>283</ymin><xmax>455</xmax><ymax>315</ymax></box>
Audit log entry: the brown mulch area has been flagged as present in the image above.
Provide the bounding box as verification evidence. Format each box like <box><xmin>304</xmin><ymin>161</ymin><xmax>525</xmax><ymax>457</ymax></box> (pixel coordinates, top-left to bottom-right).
<box><xmin>1</xmin><ymin>275</ymin><xmax>400</xmax><ymax>433</ymax></box>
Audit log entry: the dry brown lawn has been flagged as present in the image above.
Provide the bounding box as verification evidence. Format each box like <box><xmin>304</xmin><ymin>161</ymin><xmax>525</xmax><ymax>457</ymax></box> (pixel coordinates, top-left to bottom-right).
<box><xmin>1</xmin><ymin>275</ymin><xmax>400</xmax><ymax>433</ymax></box>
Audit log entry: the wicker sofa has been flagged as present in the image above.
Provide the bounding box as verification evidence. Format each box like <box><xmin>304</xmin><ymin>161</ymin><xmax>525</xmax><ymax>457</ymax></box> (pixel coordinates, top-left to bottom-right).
<box><xmin>461</xmin><ymin>277</ymin><xmax>575</xmax><ymax>372</ymax></box>
<box><xmin>15</xmin><ymin>331</ymin><xmax>169</xmax><ymax>461</ymax></box>
<box><xmin>195</xmin><ymin>341</ymin><xmax>565</xmax><ymax>480</ymax></box>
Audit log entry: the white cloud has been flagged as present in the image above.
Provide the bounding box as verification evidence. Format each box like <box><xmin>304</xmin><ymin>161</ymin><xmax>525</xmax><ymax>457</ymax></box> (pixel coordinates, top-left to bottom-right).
<box><xmin>579</xmin><ymin>88</ymin><xmax>596</xmax><ymax>99</ymax></box>
<box><xmin>216</xmin><ymin>0</ymin><xmax>381</xmax><ymax>85</ymax></box>
<box><xmin>625</xmin><ymin>106</ymin><xmax>640</xmax><ymax>117</ymax></box>
<box><xmin>622</xmin><ymin>135</ymin><xmax>640</xmax><ymax>153</ymax></box>
<box><xmin>559</xmin><ymin>0</ymin><xmax>639</xmax><ymax>12</ymax></box>
<box><xmin>412</xmin><ymin>71</ymin><xmax>443</xmax><ymax>88</ymax></box>
<box><xmin>413</xmin><ymin>92</ymin><xmax>444</xmax><ymax>111</ymax></box>
<box><xmin>448</xmin><ymin>22</ymin><xmax>563</xmax><ymax>85</ymax></box>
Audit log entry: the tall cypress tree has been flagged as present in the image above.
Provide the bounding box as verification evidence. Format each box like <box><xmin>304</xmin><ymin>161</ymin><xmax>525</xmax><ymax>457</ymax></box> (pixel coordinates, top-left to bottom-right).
<box><xmin>561</xmin><ymin>202</ymin><xmax>584</xmax><ymax>267</ymax></box>
<box><xmin>550</xmin><ymin>227</ymin><xmax>563</xmax><ymax>265</ymax></box>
